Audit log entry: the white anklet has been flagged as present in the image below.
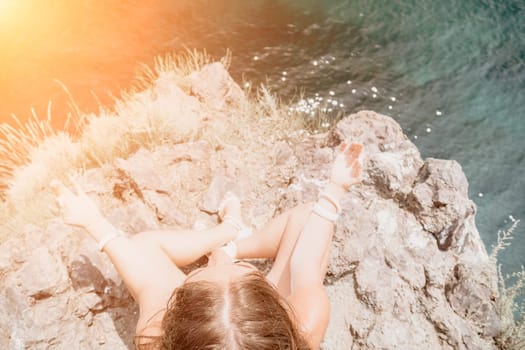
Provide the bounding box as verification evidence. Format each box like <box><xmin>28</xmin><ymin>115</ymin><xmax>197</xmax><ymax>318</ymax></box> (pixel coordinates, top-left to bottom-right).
<box><xmin>98</xmin><ymin>230</ymin><xmax>125</xmax><ymax>252</ymax></box>
<box><xmin>312</xmin><ymin>202</ymin><xmax>339</xmax><ymax>223</ymax></box>
<box><xmin>318</xmin><ymin>191</ymin><xmax>342</xmax><ymax>214</ymax></box>
<box><xmin>222</xmin><ymin>215</ymin><xmax>243</xmax><ymax>231</ymax></box>
<box><xmin>220</xmin><ymin>241</ymin><xmax>238</xmax><ymax>260</ymax></box>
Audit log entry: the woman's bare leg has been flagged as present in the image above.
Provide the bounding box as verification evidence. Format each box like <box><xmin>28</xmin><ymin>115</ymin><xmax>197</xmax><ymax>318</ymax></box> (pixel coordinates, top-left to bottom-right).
<box><xmin>235</xmin><ymin>203</ymin><xmax>313</xmax><ymax>259</ymax></box>
<box><xmin>234</xmin><ymin>203</ymin><xmax>314</xmax><ymax>295</ymax></box>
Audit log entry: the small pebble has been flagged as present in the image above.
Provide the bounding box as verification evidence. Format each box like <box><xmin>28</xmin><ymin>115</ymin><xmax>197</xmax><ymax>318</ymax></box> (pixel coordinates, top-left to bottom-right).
<box><xmin>372</xmin><ymin>94</ymin><xmax>377</xmax><ymax>98</ymax></box>
<box><xmin>413</xmin><ymin>135</ymin><xmax>418</xmax><ymax>139</ymax></box>
<box><xmin>478</xmin><ymin>193</ymin><xmax>484</xmax><ymax>197</ymax></box>
<box><xmin>390</xmin><ymin>96</ymin><xmax>396</xmax><ymax>102</ymax></box>
<box><xmin>347</xmin><ymin>80</ymin><xmax>352</xmax><ymax>85</ymax></box>
<box><xmin>281</xmin><ymin>77</ymin><xmax>287</xmax><ymax>82</ymax></box>
<box><xmin>313</xmin><ymin>60</ymin><xmax>318</xmax><ymax>66</ymax></box>
<box><xmin>282</xmin><ymin>71</ymin><xmax>287</xmax><ymax>76</ymax></box>
<box><xmin>351</xmin><ymin>89</ymin><xmax>356</xmax><ymax>94</ymax></box>
<box><xmin>253</xmin><ymin>56</ymin><xmax>259</xmax><ymax>61</ymax></box>
<box><xmin>371</xmin><ymin>86</ymin><xmax>378</xmax><ymax>93</ymax></box>
<box><xmin>388</xmin><ymin>105</ymin><xmax>393</xmax><ymax>110</ymax></box>
<box><xmin>426</xmin><ymin>127</ymin><xmax>432</xmax><ymax>133</ymax></box>
<box><xmin>329</xmin><ymin>91</ymin><xmax>335</xmax><ymax>96</ymax></box>
<box><xmin>436</xmin><ymin>110</ymin><xmax>442</xmax><ymax>116</ymax></box>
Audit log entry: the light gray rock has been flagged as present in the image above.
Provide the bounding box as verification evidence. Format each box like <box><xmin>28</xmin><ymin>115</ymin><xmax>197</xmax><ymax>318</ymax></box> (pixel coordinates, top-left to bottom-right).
<box><xmin>407</xmin><ymin>158</ymin><xmax>477</xmax><ymax>252</ymax></box>
<box><xmin>15</xmin><ymin>247</ymin><xmax>69</xmax><ymax>299</ymax></box>
<box><xmin>0</xmin><ymin>242</ymin><xmax>13</xmax><ymax>274</ymax></box>
<box><xmin>0</xmin><ymin>64</ymin><xmax>503</xmax><ymax>349</ymax></box>
<box><xmin>188</xmin><ymin>62</ymin><xmax>245</xmax><ymax>110</ymax></box>
<box><xmin>116</xmin><ymin>148</ymin><xmax>166</xmax><ymax>192</ymax></box>
<box><xmin>200</xmin><ymin>175</ymin><xmax>245</xmax><ymax>214</ymax></box>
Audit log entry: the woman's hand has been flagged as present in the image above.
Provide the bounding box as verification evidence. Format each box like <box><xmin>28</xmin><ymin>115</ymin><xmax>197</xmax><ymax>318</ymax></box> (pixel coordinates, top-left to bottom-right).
<box><xmin>330</xmin><ymin>142</ymin><xmax>363</xmax><ymax>190</ymax></box>
<box><xmin>207</xmin><ymin>248</ymin><xmax>234</xmax><ymax>266</ymax></box>
<box><xmin>51</xmin><ymin>179</ymin><xmax>103</xmax><ymax>230</ymax></box>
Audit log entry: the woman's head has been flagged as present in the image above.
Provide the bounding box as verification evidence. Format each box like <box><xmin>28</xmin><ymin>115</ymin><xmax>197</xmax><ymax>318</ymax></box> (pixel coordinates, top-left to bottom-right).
<box><xmin>158</xmin><ymin>270</ymin><xmax>310</xmax><ymax>350</ymax></box>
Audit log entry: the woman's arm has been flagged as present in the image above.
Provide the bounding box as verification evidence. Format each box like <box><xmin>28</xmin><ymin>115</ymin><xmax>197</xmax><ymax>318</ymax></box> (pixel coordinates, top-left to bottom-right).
<box><xmin>52</xmin><ymin>181</ymin><xmax>235</xmax><ymax>301</ymax></box>
<box><xmin>234</xmin><ymin>204</ymin><xmax>309</xmax><ymax>260</ymax></box>
<box><xmin>289</xmin><ymin>143</ymin><xmax>361</xmax><ymax>288</ymax></box>
<box><xmin>287</xmin><ymin>143</ymin><xmax>362</xmax><ymax>349</ymax></box>
<box><xmin>52</xmin><ymin>180</ymin><xmax>186</xmax><ymax>302</ymax></box>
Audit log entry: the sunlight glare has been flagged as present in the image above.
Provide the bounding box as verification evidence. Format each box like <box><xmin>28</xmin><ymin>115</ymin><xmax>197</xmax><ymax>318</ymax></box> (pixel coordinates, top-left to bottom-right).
<box><xmin>0</xmin><ymin>0</ymin><xmax>17</xmax><ymax>23</ymax></box>
<box><xmin>0</xmin><ymin>0</ymin><xmax>11</xmax><ymax>13</ymax></box>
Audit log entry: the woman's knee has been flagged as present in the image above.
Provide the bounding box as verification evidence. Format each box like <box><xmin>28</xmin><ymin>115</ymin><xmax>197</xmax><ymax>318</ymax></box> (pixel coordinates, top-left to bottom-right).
<box><xmin>290</xmin><ymin>202</ymin><xmax>314</xmax><ymax>219</ymax></box>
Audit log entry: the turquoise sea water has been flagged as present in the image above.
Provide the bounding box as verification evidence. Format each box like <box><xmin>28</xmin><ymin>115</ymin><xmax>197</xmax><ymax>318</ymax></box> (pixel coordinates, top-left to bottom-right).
<box><xmin>1</xmin><ymin>0</ymin><xmax>523</xmax><ymax>274</ymax></box>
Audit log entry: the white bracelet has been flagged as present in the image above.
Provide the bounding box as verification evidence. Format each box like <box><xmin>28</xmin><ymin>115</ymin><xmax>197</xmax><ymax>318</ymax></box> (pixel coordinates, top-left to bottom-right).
<box><xmin>98</xmin><ymin>230</ymin><xmax>125</xmax><ymax>252</ymax></box>
<box><xmin>318</xmin><ymin>192</ymin><xmax>342</xmax><ymax>214</ymax></box>
<box><xmin>220</xmin><ymin>241</ymin><xmax>238</xmax><ymax>260</ymax></box>
<box><xmin>312</xmin><ymin>202</ymin><xmax>339</xmax><ymax>223</ymax></box>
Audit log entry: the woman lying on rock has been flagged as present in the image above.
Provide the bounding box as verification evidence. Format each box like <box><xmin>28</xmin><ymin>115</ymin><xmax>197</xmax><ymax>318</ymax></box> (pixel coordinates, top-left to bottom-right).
<box><xmin>52</xmin><ymin>142</ymin><xmax>363</xmax><ymax>350</ymax></box>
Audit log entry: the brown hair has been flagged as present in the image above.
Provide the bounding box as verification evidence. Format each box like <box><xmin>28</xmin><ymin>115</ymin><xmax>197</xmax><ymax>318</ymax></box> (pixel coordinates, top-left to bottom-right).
<box><xmin>136</xmin><ymin>271</ymin><xmax>310</xmax><ymax>350</ymax></box>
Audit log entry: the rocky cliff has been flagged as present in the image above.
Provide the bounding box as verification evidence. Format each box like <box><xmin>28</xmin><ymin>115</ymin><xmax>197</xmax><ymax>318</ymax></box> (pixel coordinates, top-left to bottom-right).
<box><xmin>0</xmin><ymin>62</ymin><xmax>502</xmax><ymax>349</ymax></box>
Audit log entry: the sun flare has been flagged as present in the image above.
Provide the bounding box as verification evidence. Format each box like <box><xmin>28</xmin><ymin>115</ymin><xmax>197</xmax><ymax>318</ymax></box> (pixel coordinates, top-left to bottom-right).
<box><xmin>0</xmin><ymin>0</ymin><xmax>11</xmax><ymax>12</ymax></box>
<box><xmin>0</xmin><ymin>0</ymin><xmax>17</xmax><ymax>23</ymax></box>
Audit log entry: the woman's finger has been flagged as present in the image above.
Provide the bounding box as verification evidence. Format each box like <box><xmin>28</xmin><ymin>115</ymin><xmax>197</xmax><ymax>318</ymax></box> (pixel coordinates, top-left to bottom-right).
<box><xmin>50</xmin><ymin>179</ymin><xmax>74</xmax><ymax>197</ymax></box>
<box><xmin>345</xmin><ymin>143</ymin><xmax>363</xmax><ymax>165</ymax></box>
<box><xmin>68</xmin><ymin>175</ymin><xmax>85</xmax><ymax>196</ymax></box>
<box><xmin>50</xmin><ymin>179</ymin><xmax>62</xmax><ymax>195</ymax></box>
<box><xmin>351</xmin><ymin>162</ymin><xmax>361</xmax><ymax>180</ymax></box>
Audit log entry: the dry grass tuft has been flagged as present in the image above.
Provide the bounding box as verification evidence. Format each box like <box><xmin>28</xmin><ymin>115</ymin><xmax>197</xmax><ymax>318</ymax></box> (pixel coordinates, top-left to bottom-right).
<box><xmin>7</xmin><ymin>133</ymin><xmax>82</xmax><ymax>203</ymax></box>
<box><xmin>285</xmin><ymin>91</ymin><xmax>344</xmax><ymax>134</ymax></box>
<box><xmin>491</xmin><ymin>219</ymin><xmax>525</xmax><ymax>350</ymax></box>
<box><xmin>128</xmin><ymin>48</ymin><xmax>231</xmax><ymax>97</ymax></box>
<box><xmin>0</xmin><ymin>112</ymin><xmax>56</xmax><ymax>191</ymax></box>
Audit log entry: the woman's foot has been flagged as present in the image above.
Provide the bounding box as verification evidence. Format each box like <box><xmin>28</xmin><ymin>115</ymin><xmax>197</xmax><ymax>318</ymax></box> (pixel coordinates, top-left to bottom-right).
<box><xmin>218</xmin><ymin>192</ymin><xmax>253</xmax><ymax>241</ymax></box>
<box><xmin>218</xmin><ymin>192</ymin><xmax>242</xmax><ymax>220</ymax></box>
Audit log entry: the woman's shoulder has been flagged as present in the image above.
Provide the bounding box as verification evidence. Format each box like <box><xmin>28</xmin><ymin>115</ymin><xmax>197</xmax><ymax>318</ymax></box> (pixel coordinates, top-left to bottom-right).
<box><xmin>134</xmin><ymin>306</ymin><xmax>165</xmax><ymax>349</ymax></box>
<box><xmin>134</xmin><ymin>323</ymin><xmax>163</xmax><ymax>350</ymax></box>
<box><xmin>286</xmin><ymin>283</ymin><xmax>330</xmax><ymax>350</ymax></box>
